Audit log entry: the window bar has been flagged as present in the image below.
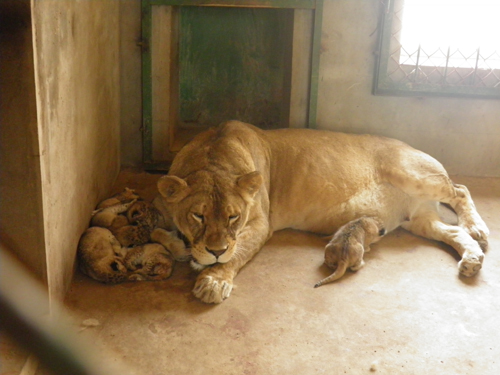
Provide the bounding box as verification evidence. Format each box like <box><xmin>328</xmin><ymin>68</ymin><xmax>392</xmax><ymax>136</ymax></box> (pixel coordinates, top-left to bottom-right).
<box><xmin>471</xmin><ymin>47</ymin><xmax>480</xmax><ymax>86</ymax></box>
<box><xmin>412</xmin><ymin>44</ymin><xmax>421</xmax><ymax>82</ymax></box>
<box><xmin>442</xmin><ymin>46</ymin><xmax>450</xmax><ymax>85</ymax></box>
<box><xmin>385</xmin><ymin>0</ymin><xmax>392</xmax><ymax>14</ymax></box>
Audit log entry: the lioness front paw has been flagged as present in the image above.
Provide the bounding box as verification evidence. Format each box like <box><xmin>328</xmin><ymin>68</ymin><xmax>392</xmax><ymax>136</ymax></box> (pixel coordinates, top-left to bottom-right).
<box><xmin>458</xmin><ymin>253</ymin><xmax>484</xmax><ymax>277</ymax></box>
<box><xmin>193</xmin><ymin>270</ymin><xmax>234</xmax><ymax>304</ymax></box>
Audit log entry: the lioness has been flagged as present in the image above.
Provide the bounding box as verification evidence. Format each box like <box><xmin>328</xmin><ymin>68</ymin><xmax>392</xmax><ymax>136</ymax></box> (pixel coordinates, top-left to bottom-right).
<box><xmin>153</xmin><ymin>121</ymin><xmax>489</xmax><ymax>303</ymax></box>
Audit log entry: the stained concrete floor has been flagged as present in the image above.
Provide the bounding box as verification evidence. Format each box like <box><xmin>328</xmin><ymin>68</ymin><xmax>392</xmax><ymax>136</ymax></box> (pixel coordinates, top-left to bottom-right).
<box><xmin>59</xmin><ymin>171</ymin><xmax>500</xmax><ymax>374</ymax></box>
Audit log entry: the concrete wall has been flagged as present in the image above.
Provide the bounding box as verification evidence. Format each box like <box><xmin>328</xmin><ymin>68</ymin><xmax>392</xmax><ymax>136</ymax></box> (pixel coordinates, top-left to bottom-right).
<box><xmin>0</xmin><ymin>0</ymin><xmax>46</xmax><ymax>284</ymax></box>
<box><xmin>317</xmin><ymin>0</ymin><xmax>500</xmax><ymax>177</ymax></box>
<box><xmin>31</xmin><ymin>0</ymin><xmax>121</xmax><ymax>302</ymax></box>
<box><xmin>119</xmin><ymin>1</ymin><xmax>500</xmax><ymax>177</ymax></box>
<box><xmin>120</xmin><ymin>0</ymin><xmax>143</xmax><ymax>167</ymax></box>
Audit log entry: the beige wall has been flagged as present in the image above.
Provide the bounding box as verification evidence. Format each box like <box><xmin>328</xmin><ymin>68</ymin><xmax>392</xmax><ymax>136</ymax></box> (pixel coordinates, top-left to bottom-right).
<box><xmin>317</xmin><ymin>1</ymin><xmax>500</xmax><ymax>177</ymax></box>
<box><xmin>120</xmin><ymin>0</ymin><xmax>143</xmax><ymax>167</ymax></box>
<box><xmin>119</xmin><ymin>1</ymin><xmax>500</xmax><ymax>177</ymax></box>
<box><xmin>0</xmin><ymin>1</ymin><xmax>46</xmax><ymax>284</ymax></box>
<box><xmin>31</xmin><ymin>0</ymin><xmax>121</xmax><ymax>302</ymax></box>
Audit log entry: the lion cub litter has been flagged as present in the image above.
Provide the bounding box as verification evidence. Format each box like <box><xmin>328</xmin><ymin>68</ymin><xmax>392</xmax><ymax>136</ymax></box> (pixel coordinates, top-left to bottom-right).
<box><xmin>315</xmin><ymin>216</ymin><xmax>385</xmax><ymax>288</ymax></box>
<box><xmin>78</xmin><ymin>188</ymin><xmax>189</xmax><ymax>284</ymax></box>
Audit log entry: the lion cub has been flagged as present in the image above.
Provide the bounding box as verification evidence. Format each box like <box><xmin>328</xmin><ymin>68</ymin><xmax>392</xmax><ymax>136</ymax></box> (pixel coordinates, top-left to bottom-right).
<box><xmin>78</xmin><ymin>228</ymin><xmax>174</xmax><ymax>283</ymax></box>
<box><xmin>314</xmin><ymin>216</ymin><xmax>385</xmax><ymax>288</ymax></box>
<box><xmin>96</xmin><ymin>187</ymin><xmax>139</xmax><ymax>209</ymax></box>
<box><xmin>112</xmin><ymin>200</ymin><xmax>160</xmax><ymax>247</ymax></box>
<box><xmin>79</xmin><ymin>188</ymin><xmax>184</xmax><ymax>283</ymax></box>
<box><xmin>91</xmin><ymin>200</ymin><xmax>136</xmax><ymax>228</ymax></box>
<box><xmin>92</xmin><ymin>197</ymin><xmax>160</xmax><ymax>247</ymax></box>
<box><xmin>78</xmin><ymin>227</ymin><xmax>129</xmax><ymax>283</ymax></box>
<box><xmin>125</xmin><ymin>243</ymin><xmax>174</xmax><ymax>281</ymax></box>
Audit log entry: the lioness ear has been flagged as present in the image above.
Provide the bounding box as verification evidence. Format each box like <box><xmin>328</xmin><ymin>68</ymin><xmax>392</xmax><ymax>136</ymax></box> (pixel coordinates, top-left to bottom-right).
<box><xmin>157</xmin><ymin>175</ymin><xmax>190</xmax><ymax>203</ymax></box>
<box><xmin>237</xmin><ymin>171</ymin><xmax>263</xmax><ymax>199</ymax></box>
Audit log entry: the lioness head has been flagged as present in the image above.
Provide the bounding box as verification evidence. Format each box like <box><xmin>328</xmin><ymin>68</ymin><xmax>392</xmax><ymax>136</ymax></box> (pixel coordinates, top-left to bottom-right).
<box><xmin>157</xmin><ymin>170</ymin><xmax>263</xmax><ymax>268</ymax></box>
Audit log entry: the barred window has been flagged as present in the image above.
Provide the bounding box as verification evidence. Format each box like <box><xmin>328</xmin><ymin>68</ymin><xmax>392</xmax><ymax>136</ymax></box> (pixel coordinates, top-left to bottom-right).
<box><xmin>374</xmin><ymin>0</ymin><xmax>500</xmax><ymax>99</ymax></box>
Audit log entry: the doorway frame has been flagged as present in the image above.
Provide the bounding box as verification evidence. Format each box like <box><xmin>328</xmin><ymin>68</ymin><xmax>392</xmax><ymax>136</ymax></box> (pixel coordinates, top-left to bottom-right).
<box><xmin>141</xmin><ymin>0</ymin><xmax>324</xmax><ymax>169</ymax></box>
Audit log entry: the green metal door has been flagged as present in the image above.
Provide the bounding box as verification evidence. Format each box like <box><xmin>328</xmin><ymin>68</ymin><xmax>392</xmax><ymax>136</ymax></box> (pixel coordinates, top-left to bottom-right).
<box><xmin>179</xmin><ymin>6</ymin><xmax>293</xmax><ymax>129</ymax></box>
<box><xmin>141</xmin><ymin>0</ymin><xmax>323</xmax><ymax>168</ymax></box>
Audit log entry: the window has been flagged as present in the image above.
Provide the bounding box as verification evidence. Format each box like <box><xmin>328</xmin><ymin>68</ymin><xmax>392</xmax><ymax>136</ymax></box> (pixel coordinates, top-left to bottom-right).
<box><xmin>374</xmin><ymin>0</ymin><xmax>500</xmax><ymax>98</ymax></box>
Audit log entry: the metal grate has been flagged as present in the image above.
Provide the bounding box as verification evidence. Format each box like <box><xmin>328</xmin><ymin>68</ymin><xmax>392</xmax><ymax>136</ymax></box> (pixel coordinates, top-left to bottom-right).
<box><xmin>374</xmin><ymin>0</ymin><xmax>500</xmax><ymax>98</ymax></box>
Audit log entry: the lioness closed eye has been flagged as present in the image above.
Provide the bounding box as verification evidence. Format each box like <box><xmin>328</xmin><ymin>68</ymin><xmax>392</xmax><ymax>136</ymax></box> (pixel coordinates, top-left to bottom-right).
<box><xmin>153</xmin><ymin>121</ymin><xmax>489</xmax><ymax>304</ymax></box>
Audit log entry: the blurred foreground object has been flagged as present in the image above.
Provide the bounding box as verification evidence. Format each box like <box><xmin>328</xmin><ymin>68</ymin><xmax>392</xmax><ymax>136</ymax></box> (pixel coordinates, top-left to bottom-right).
<box><xmin>0</xmin><ymin>243</ymin><xmax>139</xmax><ymax>375</ymax></box>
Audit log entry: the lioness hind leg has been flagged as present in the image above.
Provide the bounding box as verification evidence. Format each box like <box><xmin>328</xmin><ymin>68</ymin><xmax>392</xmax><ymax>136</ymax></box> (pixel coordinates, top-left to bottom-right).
<box><xmin>383</xmin><ymin>152</ymin><xmax>489</xmax><ymax>249</ymax></box>
<box><xmin>445</xmin><ymin>184</ymin><xmax>489</xmax><ymax>250</ymax></box>
<box><xmin>418</xmin><ymin>183</ymin><xmax>489</xmax><ymax>250</ymax></box>
<box><xmin>401</xmin><ymin>204</ymin><xmax>484</xmax><ymax>277</ymax></box>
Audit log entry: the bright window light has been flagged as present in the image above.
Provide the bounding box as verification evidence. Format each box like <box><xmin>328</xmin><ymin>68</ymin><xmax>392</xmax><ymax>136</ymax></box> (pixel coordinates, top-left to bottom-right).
<box><xmin>399</xmin><ymin>0</ymin><xmax>500</xmax><ymax>69</ymax></box>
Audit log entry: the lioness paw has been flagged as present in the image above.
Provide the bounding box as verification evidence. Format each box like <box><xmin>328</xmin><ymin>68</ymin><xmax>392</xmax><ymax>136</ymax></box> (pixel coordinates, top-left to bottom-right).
<box><xmin>458</xmin><ymin>253</ymin><xmax>484</xmax><ymax>277</ymax></box>
<box><xmin>193</xmin><ymin>274</ymin><xmax>233</xmax><ymax>304</ymax></box>
<box><xmin>459</xmin><ymin>215</ymin><xmax>489</xmax><ymax>250</ymax></box>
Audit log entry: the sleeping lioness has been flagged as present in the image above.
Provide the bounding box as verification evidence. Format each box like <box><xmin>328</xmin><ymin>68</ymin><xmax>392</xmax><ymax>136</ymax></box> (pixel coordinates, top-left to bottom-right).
<box><xmin>153</xmin><ymin>120</ymin><xmax>489</xmax><ymax>303</ymax></box>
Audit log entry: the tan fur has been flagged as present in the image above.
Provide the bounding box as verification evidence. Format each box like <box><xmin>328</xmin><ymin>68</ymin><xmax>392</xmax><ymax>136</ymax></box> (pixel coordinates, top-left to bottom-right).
<box><xmin>126</xmin><ymin>200</ymin><xmax>160</xmax><ymax>228</ymax></box>
<box><xmin>125</xmin><ymin>243</ymin><xmax>174</xmax><ymax>281</ymax></box>
<box><xmin>154</xmin><ymin>121</ymin><xmax>489</xmax><ymax>304</ymax></box>
<box><xmin>91</xmin><ymin>200</ymin><xmax>136</xmax><ymax>228</ymax></box>
<box><xmin>314</xmin><ymin>217</ymin><xmax>385</xmax><ymax>288</ymax></box>
<box><xmin>92</xmin><ymin>199</ymin><xmax>160</xmax><ymax>247</ymax></box>
<box><xmin>77</xmin><ymin>227</ymin><xmax>128</xmax><ymax>283</ymax></box>
<box><xmin>113</xmin><ymin>200</ymin><xmax>159</xmax><ymax>247</ymax></box>
<box><xmin>150</xmin><ymin>227</ymin><xmax>191</xmax><ymax>262</ymax></box>
<box><xmin>112</xmin><ymin>225</ymin><xmax>151</xmax><ymax>248</ymax></box>
<box><xmin>96</xmin><ymin>187</ymin><xmax>139</xmax><ymax>209</ymax></box>
<box><xmin>78</xmin><ymin>228</ymin><xmax>175</xmax><ymax>283</ymax></box>
<box><xmin>80</xmin><ymin>190</ymin><xmax>179</xmax><ymax>284</ymax></box>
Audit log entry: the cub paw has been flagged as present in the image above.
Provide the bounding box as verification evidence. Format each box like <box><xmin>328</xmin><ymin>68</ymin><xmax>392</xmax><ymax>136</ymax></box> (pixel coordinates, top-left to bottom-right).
<box><xmin>193</xmin><ymin>272</ymin><xmax>233</xmax><ymax>304</ymax></box>
<box><xmin>128</xmin><ymin>273</ymin><xmax>145</xmax><ymax>281</ymax></box>
<box><xmin>458</xmin><ymin>253</ymin><xmax>484</xmax><ymax>277</ymax></box>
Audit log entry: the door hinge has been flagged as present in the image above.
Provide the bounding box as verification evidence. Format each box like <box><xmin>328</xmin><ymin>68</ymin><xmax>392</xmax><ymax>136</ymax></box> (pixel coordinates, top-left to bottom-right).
<box><xmin>136</xmin><ymin>38</ymin><xmax>149</xmax><ymax>53</ymax></box>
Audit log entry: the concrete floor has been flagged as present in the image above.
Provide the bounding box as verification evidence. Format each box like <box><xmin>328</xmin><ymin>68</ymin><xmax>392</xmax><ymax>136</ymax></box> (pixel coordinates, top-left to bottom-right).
<box><xmin>55</xmin><ymin>171</ymin><xmax>500</xmax><ymax>374</ymax></box>
<box><xmin>0</xmin><ymin>337</ymin><xmax>29</xmax><ymax>375</ymax></box>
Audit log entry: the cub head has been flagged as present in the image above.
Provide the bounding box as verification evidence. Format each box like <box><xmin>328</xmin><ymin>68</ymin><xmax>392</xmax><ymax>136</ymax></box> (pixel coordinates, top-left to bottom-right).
<box><xmin>156</xmin><ymin>170</ymin><xmax>263</xmax><ymax>269</ymax></box>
